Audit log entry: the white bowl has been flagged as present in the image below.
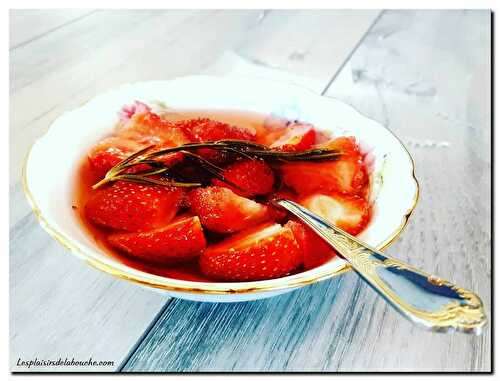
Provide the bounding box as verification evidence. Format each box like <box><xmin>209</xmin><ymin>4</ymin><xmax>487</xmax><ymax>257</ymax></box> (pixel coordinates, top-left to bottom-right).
<box><xmin>23</xmin><ymin>76</ymin><xmax>419</xmax><ymax>302</ymax></box>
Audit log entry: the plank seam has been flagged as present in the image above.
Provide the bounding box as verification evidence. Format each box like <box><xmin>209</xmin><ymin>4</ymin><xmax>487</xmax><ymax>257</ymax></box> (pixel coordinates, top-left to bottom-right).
<box><xmin>116</xmin><ymin>298</ymin><xmax>174</xmax><ymax>372</ymax></box>
<box><xmin>320</xmin><ymin>10</ymin><xmax>385</xmax><ymax>96</ymax></box>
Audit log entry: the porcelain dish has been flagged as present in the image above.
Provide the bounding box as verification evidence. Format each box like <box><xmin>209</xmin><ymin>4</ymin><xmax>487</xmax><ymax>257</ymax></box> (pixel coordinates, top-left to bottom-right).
<box><xmin>23</xmin><ymin>76</ymin><xmax>419</xmax><ymax>302</ymax></box>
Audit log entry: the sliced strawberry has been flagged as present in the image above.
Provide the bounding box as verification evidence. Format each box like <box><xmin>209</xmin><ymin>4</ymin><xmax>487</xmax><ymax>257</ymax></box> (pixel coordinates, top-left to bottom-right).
<box><xmin>280</xmin><ymin>136</ymin><xmax>368</xmax><ymax>196</ymax></box>
<box><xmin>189</xmin><ymin>186</ymin><xmax>269</xmax><ymax>233</ymax></box>
<box><xmin>322</xmin><ymin>136</ymin><xmax>360</xmax><ymax>154</ymax></box>
<box><xmin>177</xmin><ymin>118</ymin><xmax>257</xmax><ymax>162</ymax></box>
<box><xmin>212</xmin><ymin>159</ymin><xmax>274</xmax><ymax>197</ymax></box>
<box><xmin>200</xmin><ymin>223</ymin><xmax>302</xmax><ymax>281</ymax></box>
<box><xmin>300</xmin><ymin>193</ymin><xmax>371</xmax><ymax>235</ymax></box>
<box><xmin>88</xmin><ymin>136</ymin><xmax>144</xmax><ymax>179</ymax></box>
<box><xmin>108</xmin><ymin>216</ymin><xmax>206</xmax><ymax>264</ymax></box>
<box><xmin>89</xmin><ymin>104</ymin><xmax>190</xmax><ymax>179</ymax></box>
<box><xmin>85</xmin><ymin>181</ymin><xmax>184</xmax><ymax>232</ymax></box>
<box><xmin>286</xmin><ymin>220</ymin><xmax>336</xmax><ymax>270</ymax></box>
<box><xmin>270</xmin><ymin>122</ymin><xmax>316</xmax><ymax>152</ymax></box>
<box><xmin>117</xmin><ymin>102</ymin><xmax>190</xmax><ymax>167</ymax></box>
<box><xmin>178</xmin><ymin>118</ymin><xmax>256</xmax><ymax>142</ymax></box>
<box><xmin>122</xmin><ymin>116</ymin><xmax>188</xmax><ymax>147</ymax></box>
<box><xmin>266</xmin><ymin>188</ymin><xmax>299</xmax><ymax>221</ymax></box>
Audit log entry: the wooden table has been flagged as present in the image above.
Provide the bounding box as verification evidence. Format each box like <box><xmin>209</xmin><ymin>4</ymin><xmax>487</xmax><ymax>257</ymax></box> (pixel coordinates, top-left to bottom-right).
<box><xmin>10</xmin><ymin>10</ymin><xmax>491</xmax><ymax>372</ymax></box>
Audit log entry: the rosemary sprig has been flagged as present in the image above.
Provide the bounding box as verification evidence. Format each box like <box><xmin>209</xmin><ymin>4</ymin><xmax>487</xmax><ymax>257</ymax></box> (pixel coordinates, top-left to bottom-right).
<box><xmin>91</xmin><ymin>145</ymin><xmax>201</xmax><ymax>189</ymax></box>
<box><xmin>142</xmin><ymin>140</ymin><xmax>342</xmax><ymax>161</ymax></box>
<box><xmin>92</xmin><ymin>140</ymin><xmax>342</xmax><ymax>190</ymax></box>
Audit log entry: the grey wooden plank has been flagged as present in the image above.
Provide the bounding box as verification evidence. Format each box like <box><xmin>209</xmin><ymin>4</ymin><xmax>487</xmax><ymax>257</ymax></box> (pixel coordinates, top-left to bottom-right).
<box><xmin>10</xmin><ymin>214</ymin><xmax>169</xmax><ymax>372</ymax></box>
<box><xmin>9</xmin><ymin>10</ymin><xmax>167</xmax><ymax>93</ymax></box>
<box><xmin>9</xmin><ymin>9</ymin><xmax>95</xmax><ymax>49</ymax></box>
<box><xmin>323</xmin><ymin>10</ymin><xmax>491</xmax><ymax>371</ymax></box>
<box><xmin>122</xmin><ymin>10</ymin><xmax>491</xmax><ymax>372</ymax></box>
<box><xmin>10</xmin><ymin>10</ymin><xmax>379</xmax><ymax>371</ymax></box>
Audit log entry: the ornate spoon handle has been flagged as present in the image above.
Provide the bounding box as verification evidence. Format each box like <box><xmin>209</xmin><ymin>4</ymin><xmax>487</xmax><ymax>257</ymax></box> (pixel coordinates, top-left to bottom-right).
<box><xmin>276</xmin><ymin>199</ymin><xmax>487</xmax><ymax>335</ymax></box>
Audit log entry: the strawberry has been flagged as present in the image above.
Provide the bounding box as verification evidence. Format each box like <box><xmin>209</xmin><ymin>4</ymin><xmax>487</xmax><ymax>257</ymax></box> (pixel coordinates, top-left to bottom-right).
<box><xmin>189</xmin><ymin>186</ymin><xmax>269</xmax><ymax>233</ymax></box>
<box><xmin>88</xmin><ymin>137</ymin><xmax>144</xmax><ymax>179</ymax></box>
<box><xmin>117</xmin><ymin>102</ymin><xmax>190</xmax><ymax>164</ymax></box>
<box><xmin>85</xmin><ymin>181</ymin><xmax>184</xmax><ymax>232</ymax></box>
<box><xmin>117</xmin><ymin>102</ymin><xmax>185</xmax><ymax>144</ymax></box>
<box><xmin>286</xmin><ymin>220</ymin><xmax>336</xmax><ymax>270</ymax></box>
<box><xmin>120</xmin><ymin>114</ymin><xmax>188</xmax><ymax>147</ymax></box>
<box><xmin>280</xmin><ymin>136</ymin><xmax>368</xmax><ymax>196</ymax></box>
<box><xmin>212</xmin><ymin>159</ymin><xmax>274</xmax><ymax>197</ymax></box>
<box><xmin>177</xmin><ymin>118</ymin><xmax>257</xmax><ymax>162</ymax></box>
<box><xmin>177</xmin><ymin>118</ymin><xmax>256</xmax><ymax>142</ymax></box>
<box><xmin>89</xmin><ymin>104</ymin><xmax>190</xmax><ymax>179</ymax></box>
<box><xmin>270</xmin><ymin>122</ymin><xmax>316</xmax><ymax>152</ymax></box>
<box><xmin>200</xmin><ymin>223</ymin><xmax>302</xmax><ymax>281</ymax></box>
<box><xmin>116</xmin><ymin>108</ymin><xmax>190</xmax><ymax>148</ymax></box>
<box><xmin>108</xmin><ymin>216</ymin><xmax>206</xmax><ymax>264</ymax></box>
<box><xmin>300</xmin><ymin>193</ymin><xmax>370</xmax><ymax>235</ymax></box>
<box><xmin>266</xmin><ymin>188</ymin><xmax>299</xmax><ymax>221</ymax></box>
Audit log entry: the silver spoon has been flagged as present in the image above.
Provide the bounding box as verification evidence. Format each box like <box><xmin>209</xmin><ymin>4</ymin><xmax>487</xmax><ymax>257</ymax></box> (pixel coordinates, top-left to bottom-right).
<box><xmin>275</xmin><ymin>199</ymin><xmax>487</xmax><ymax>335</ymax></box>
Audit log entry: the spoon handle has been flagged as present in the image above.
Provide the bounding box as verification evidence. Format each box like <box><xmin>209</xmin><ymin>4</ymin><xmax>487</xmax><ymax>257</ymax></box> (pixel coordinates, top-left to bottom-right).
<box><xmin>277</xmin><ymin>199</ymin><xmax>487</xmax><ymax>335</ymax></box>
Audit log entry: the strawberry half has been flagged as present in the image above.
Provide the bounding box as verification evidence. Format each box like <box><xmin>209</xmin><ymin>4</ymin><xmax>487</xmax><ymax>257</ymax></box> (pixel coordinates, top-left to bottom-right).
<box><xmin>212</xmin><ymin>159</ymin><xmax>274</xmax><ymax>198</ymax></box>
<box><xmin>117</xmin><ymin>103</ymin><xmax>187</xmax><ymax>145</ymax></box>
<box><xmin>177</xmin><ymin>118</ymin><xmax>257</xmax><ymax>162</ymax></box>
<box><xmin>200</xmin><ymin>223</ymin><xmax>302</xmax><ymax>281</ymax></box>
<box><xmin>88</xmin><ymin>136</ymin><xmax>144</xmax><ymax>179</ymax></box>
<box><xmin>189</xmin><ymin>186</ymin><xmax>269</xmax><ymax>234</ymax></box>
<box><xmin>266</xmin><ymin>188</ymin><xmax>299</xmax><ymax>221</ymax></box>
<box><xmin>119</xmin><ymin>107</ymin><xmax>189</xmax><ymax>164</ymax></box>
<box><xmin>286</xmin><ymin>220</ymin><xmax>336</xmax><ymax>270</ymax></box>
<box><xmin>300</xmin><ymin>193</ymin><xmax>370</xmax><ymax>235</ymax></box>
<box><xmin>85</xmin><ymin>181</ymin><xmax>184</xmax><ymax>232</ymax></box>
<box><xmin>177</xmin><ymin>118</ymin><xmax>256</xmax><ymax>142</ymax></box>
<box><xmin>108</xmin><ymin>216</ymin><xmax>206</xmax><ymax>264</ymax></box>
<box><xmin>280</xmin><ymin>136</ymin><xmax>368</xmax><ymax>196</ymax></box>
<box><xmin>270</xmin><ymin>122</ymin><xmax>316</xmax><ymax>152</ymax></box>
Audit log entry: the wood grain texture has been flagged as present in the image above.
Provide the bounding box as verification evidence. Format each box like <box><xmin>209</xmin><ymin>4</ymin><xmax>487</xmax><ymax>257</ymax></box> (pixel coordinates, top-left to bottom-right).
<box><xmin>122</xmin><ymin>10</ymin><xmax>491</xmax><ymax>372</ymax></box>
<box><xmin>10</xmin><ymin>9</ymin><xmax>379</xmax><ymax>371</ymax></box>
<box><xmin>9</xmin><ymin>9</ymin><xmax>95</xmax><ymax>49</ymax></box>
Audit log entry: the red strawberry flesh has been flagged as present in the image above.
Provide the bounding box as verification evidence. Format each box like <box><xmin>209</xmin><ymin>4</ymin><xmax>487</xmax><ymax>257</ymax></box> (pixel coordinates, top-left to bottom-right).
<box><xmin>286</xmin><ymin>220</ymin><xmax>337</xmax><ymax>270</ymax></box>
<box><xmin>177</xmin><ymin>118</ymin><xmax>257</xmax><ymax>162</ymax></box>
<box><xmin>108</xmin><ymin>216</ymin><xmax>206</xmax><ymax>264</ymax></box>
<box><xmin>88</xmin><ymin>136</ymin><xmax>144</xmax><ymax>179</ymax></box>
<box><xmin>300</xmin><ymin>193</ymin><xmax>370</xmax><ymax>235</ymax></box>
<box><xmin>178</xmin><ymin>118</ymin><xmax>256</xmax><ymax>142</ymax></box>
<box><xmin>189</xmin><ymin>186</ymin><xmax>269</xmax><ymax>233</ymax></box>
<box><xmin>200</xmin><ymin>223</ymin><xmax>302</xmax><ymax>281</ymax></box>
<box><xmin>270</xmin><ymin>122</ymin><xmax>316</xmax><ymax>152</ymax></box>
<box><xmin>280</xmin><ymin>136</ymin><xmax>368</xmax><ymax>196</ymax></box>
<box><xmin>212</xmin><ymin>159</ymin><xmax>274</xmax><ymax>197</ymax></box>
